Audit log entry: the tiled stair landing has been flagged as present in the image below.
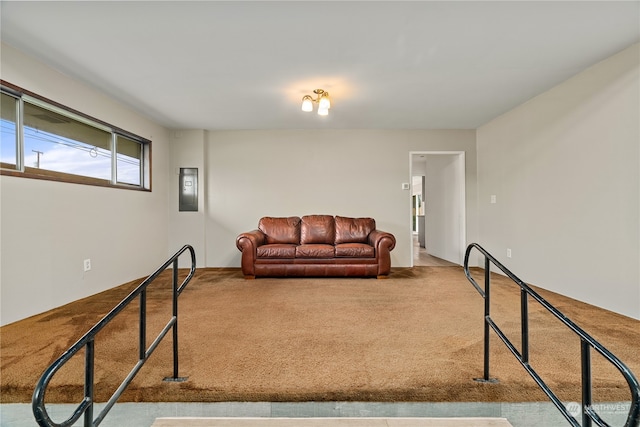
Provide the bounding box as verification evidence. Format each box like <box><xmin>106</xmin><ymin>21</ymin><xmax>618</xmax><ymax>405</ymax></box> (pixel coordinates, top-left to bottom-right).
<box><xmin>151</xmin><ymin>417</ymin><xmax>514</xmax><ymax>427</ymax></box>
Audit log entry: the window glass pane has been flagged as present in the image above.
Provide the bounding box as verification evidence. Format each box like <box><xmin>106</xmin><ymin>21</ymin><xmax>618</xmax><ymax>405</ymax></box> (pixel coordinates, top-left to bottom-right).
<box><xmin>1</xmin><ymin>83</ymin><xmax>150</xmax><ymax>190</ymax></box>
<box><xmin>23</xmin><ymin>101</ymin><xmax>112</xmax><ymax>180</ymax></box>
<box><xmin>1</xmin><ymin>93</ymin><xmax>18</xmax><ymax>170</ymax></box>
<box><xmin>116</xmin><ymin>135</ymin><xmax>142</xmax><ymax>186</ymax></box>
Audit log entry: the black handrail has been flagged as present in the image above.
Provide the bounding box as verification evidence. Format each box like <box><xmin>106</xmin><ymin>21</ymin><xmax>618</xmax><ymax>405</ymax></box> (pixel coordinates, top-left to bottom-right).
<box><xmin>464</xmin><ymin>243</ymin><xmax>640</xmax><ymax>427</ymax></box>
<box><xmin>32</xmin><ymin>245</ymin><xmax>196</xmax><ymax>427</ymax></box>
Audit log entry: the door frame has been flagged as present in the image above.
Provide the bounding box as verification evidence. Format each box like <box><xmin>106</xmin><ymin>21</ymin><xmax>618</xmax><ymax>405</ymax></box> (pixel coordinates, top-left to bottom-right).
<box><xmin>409</xmin><ymin>151</ymin><xmax>466</xmax><ymax>266</ymax></box>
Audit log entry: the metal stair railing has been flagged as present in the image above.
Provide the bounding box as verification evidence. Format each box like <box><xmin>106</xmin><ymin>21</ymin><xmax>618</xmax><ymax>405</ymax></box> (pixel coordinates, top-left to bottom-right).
<box><xmin>32</xmin><ymin>244</ymin><xmax>196</xmax><ymax>427</ymax></box>
<box><xmin>464</xmin><ymin>243</ymin><xmax>639</xmax><ymax>427</ymax></box>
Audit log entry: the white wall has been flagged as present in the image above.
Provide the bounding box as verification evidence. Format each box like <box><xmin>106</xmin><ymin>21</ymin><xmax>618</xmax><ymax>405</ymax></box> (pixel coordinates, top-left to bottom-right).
<box><xmin>476</xmin><ymin>43</ymin><xmax>639</xmax><ymax>319</ymax></box>
<box><xmin>0</xmin><ymin>43</ymin><xmax>171</xmax><ymax>325</ymax></box>
<box><xmin>425</xmin><ymin>154</ymin><xmax>465</xmax><ymax>264</ymax></box>
<box><xmin>199</xmin><ymin>129</ymin><xmax>477</xmax><ymax>269</ymax></box>
<box><xmin>168</xmin><ymin>130</ymin><xmax>207</xmax><ymax>268</ymax></box>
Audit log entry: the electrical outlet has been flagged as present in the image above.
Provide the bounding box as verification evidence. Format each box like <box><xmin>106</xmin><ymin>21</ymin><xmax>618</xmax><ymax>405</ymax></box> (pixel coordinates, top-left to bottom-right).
<box><xmin>84</xmin><ymin>259</ymin><xmax>91</xmax><ymax>272</ymax></box>
<box><xmin>506</xmin><ymin>248</ymin><xmax>512</xmax><ymax>258</ymax></box>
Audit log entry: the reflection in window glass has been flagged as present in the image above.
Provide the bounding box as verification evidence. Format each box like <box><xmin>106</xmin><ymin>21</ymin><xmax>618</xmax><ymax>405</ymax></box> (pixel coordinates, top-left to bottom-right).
<box><xmin>23</xmin><ymin>101</ymin><xmax>112</xmax><ymax>180</ymax></box>
<box><xmin>1</xmin><ymin>92</ymin><xmax>18</xmax><ymax>170</ymax></box>
<box><xmin>116</xmin><ymin>135</ymin><xmax>141</xmax><ymax>186</ymax></box>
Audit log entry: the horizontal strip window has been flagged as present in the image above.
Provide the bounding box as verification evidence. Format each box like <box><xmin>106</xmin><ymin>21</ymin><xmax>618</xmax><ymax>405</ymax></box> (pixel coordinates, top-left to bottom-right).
<box><xmin>0</xmin><ymin>81</ymin><xmax>151</xmax><ymax>191</ymax></box>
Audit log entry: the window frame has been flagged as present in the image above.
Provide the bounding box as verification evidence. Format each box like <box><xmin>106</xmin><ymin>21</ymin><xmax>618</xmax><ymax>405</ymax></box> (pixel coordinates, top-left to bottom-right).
<box><xmin>0</xmin><ymin>80</ymin><xmax>151</xmax><ymax>191</ymax></box>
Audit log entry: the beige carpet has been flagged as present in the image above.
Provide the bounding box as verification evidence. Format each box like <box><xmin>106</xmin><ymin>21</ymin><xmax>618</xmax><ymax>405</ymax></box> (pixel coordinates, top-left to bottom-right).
<box><xmin>1</xmin><ymin>267</ymin><xmax>638</xmax><ymax>404</ymax></box>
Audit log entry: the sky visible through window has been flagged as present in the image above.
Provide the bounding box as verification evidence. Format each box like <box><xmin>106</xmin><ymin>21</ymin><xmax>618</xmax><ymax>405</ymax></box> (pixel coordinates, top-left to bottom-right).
<box><xmin>1</xmin><ymin>118</ymin><xmax>140</xmax><ymax>185</ymax></box>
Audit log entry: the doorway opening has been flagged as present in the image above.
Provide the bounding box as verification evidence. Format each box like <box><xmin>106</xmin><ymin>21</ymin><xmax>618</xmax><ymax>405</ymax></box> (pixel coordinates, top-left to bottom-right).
<box><xmin>410</xmin><ymin>151</ymin><xmax>466</xmax><ymax>267</ymax></box>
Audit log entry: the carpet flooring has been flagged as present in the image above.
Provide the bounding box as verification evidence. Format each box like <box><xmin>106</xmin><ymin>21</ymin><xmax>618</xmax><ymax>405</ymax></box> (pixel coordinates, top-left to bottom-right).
<box><xmin>1</xmin><ymin>267</ymin><xmax>638</xmax><ymax>405</ymax></box>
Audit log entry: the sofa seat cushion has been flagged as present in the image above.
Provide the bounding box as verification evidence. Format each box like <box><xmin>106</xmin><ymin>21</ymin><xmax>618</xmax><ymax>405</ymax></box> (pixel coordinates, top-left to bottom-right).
<box><xmin>257</xmin><ymin>244</ymin><xmax>297</xmax><ymax>259</ymax></box>
<box><xmin>300</xmin><ymin>215</ymin><xmax>335</xmax><ymax>244</ymax></box>
<box><xmin>335</xmin><ymin>243</ymin><xmax>375</xmax><ymax>258</ymax></box>
<box><xmin>335</xmin><ymin>216</ymin><xmax>375</xmax><ymax>244</ymax></box>
<box><xmin>259</xmin><ymin>216</ymin><xmax>301</xmax><ymax>244</ymax></box>
<box><xmin>296</xmin><ymin>244</ymin><xmax>335</xmax><ymax>258</ymax></box>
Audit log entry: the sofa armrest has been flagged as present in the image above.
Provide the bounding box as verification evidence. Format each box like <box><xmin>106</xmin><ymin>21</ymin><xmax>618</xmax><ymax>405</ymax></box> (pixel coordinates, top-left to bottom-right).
<box><xmin>236</xmin><ymin>230</ymin><xmax>266</xmax><ymax>278</ymax></box>
<box><xmin>368</xmin><ymin>229</ymin><xmax>396</xmax><ymax>251</ymax></box>
<box><xmin>368</xmin><ymin>229</ymin><xmax>396</xmax><ymax>276</ymax></box>
<box><xmin>237</xmin><ymin>229</ymin><xmax>266</xmax><ymax>250</ymax></box>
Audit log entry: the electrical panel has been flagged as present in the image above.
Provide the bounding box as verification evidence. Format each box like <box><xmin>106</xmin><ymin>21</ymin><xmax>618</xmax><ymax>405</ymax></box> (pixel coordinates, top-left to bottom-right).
<box><xmin>179</xmin><ymin>168</ymin><xmax>198</xmax><ymax>212</ymax></box>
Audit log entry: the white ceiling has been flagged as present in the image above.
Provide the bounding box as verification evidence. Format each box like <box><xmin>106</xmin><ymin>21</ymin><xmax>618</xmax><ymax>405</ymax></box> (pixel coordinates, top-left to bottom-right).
<box><xmin>1</xmin><ymin>1</ymin><xmax>639</xmax><ymax>130</ymax></box>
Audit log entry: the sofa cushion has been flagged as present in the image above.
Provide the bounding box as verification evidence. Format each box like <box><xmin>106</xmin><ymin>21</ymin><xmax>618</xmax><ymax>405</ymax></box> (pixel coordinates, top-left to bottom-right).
<box><xmin>300</xmin><ymin>215</ymin><xmax>335</xmax><ymax>245</ymax></box>
<box><xmin>257</xmin><ymin>244</ymin><xmax>297</xmax><ymax>259</ymax></box>
<box><xmin>259</xmin><ymin>216</ymin><xmax>301</xmax><ymax>244</ymax></box>
<box><xmin>296</xmin><ymin>244</ymin><xmax>335</xmax><ymax>258</ymax></box>
<box><xmin>335</xmin><ymin>243</ymin><xmax>375</xmax><ymax>258</ymax></box>
<box><xmin>335</xmin><ymin>216</ymin><xmax>375</xmax><ymax>244</ymax></box>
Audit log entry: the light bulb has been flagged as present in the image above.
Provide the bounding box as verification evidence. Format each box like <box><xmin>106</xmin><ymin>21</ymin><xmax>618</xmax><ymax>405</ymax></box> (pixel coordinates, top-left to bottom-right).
<box><xmin>301</xmin><ymin>96</ymin><xmax>313</xmax><ymax>112</ymax></box>
<box><xmin>317</xmin><ymin>107</ymin><xmax>329</xmax><ymax>116</ymax></box>
<box><xmin>318</xmin><ymin>93</ymin><xmax>331</xmax><ymax>110</ymax></box>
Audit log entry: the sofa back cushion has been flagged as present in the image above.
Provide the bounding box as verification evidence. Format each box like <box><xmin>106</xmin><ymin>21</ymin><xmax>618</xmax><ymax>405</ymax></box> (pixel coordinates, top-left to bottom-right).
<box><xmin>300</xmin><ymin>215</ymin><xmax>335</xmax><ymax>245</ymax></box>
<box><xmin>335</xmin><ymin>216</ymin><xmax>375</xmax><ymax>244</ymax></box>
<box><xmin>258</xmin><ymin>216</ymin><xmax>301</xmax><ymax>244</ymax></box>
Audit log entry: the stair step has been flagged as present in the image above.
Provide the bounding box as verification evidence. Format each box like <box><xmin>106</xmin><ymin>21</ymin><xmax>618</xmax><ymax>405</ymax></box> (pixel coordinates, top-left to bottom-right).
<box><xmin>151</xmin><ymin>417</ymin><xmax>514</xmax><ymax>427</ymax></box>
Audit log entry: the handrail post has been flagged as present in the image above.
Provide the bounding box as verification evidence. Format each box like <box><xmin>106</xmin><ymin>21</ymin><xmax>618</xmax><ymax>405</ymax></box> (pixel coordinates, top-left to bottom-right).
<box><xmin>483</xmin><ymin>256</ymin><xmax>491</xmax><ymax>381</ymax></box>
<box><xmin>140</xmin><ymin>289</ymin><xmax>147</xmax><ymax>361</ymax></box>
<box><xmin>521</xmin><ymin>289</ymin><xmax>529</xmax><ymax>363</ymax></box>
<box><xmin>162</xmin><ymin>254</ymin><xmax>189</xmax><ymax>383</ymax></box>
<box><xmin>84</xmin><ymin>340</ymin><xmax>94</xmax><ymax>427</ymax></box>
<box><xmin>581</xmin><ymin>339</ymin><xmax>593</xmax><ymax>427</ymax></box>
<box><xmin>172</xmin><ymin>258</ymin><xmax>179</xmax><ymax>379</ymax></box>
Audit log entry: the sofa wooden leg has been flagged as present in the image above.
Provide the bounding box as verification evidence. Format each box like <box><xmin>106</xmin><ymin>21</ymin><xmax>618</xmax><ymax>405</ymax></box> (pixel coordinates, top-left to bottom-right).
<box><xmin>244</xmin><ymin>275</ymin><xmax>256</xmax><ymax>280</ymax></box>
<box><xmin>377</xmin><ymin>275</ymin><xmax>388</xmax><ymax>279</ymax></box>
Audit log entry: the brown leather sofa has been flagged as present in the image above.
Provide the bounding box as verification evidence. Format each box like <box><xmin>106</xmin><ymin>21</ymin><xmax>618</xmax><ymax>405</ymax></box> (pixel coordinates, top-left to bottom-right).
<box><xmin>236</xmin><ymin>215</ymin><xmax>396</xmax><ymax>279</ymax></box>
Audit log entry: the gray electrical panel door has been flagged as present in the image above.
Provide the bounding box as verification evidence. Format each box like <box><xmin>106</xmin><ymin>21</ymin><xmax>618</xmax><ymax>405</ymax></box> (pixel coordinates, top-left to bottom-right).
<box><xmin>179</xmin><ymin>168</ymin><xmax>198</xmax><ymax>211</ymax></box>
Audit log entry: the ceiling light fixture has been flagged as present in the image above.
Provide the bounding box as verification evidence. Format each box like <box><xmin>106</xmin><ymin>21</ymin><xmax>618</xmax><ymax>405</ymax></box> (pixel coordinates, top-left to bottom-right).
<box><xmin>301</xmin><ymin>89</ymin><xmax>331</xmax><ymax>116</ymax></box>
